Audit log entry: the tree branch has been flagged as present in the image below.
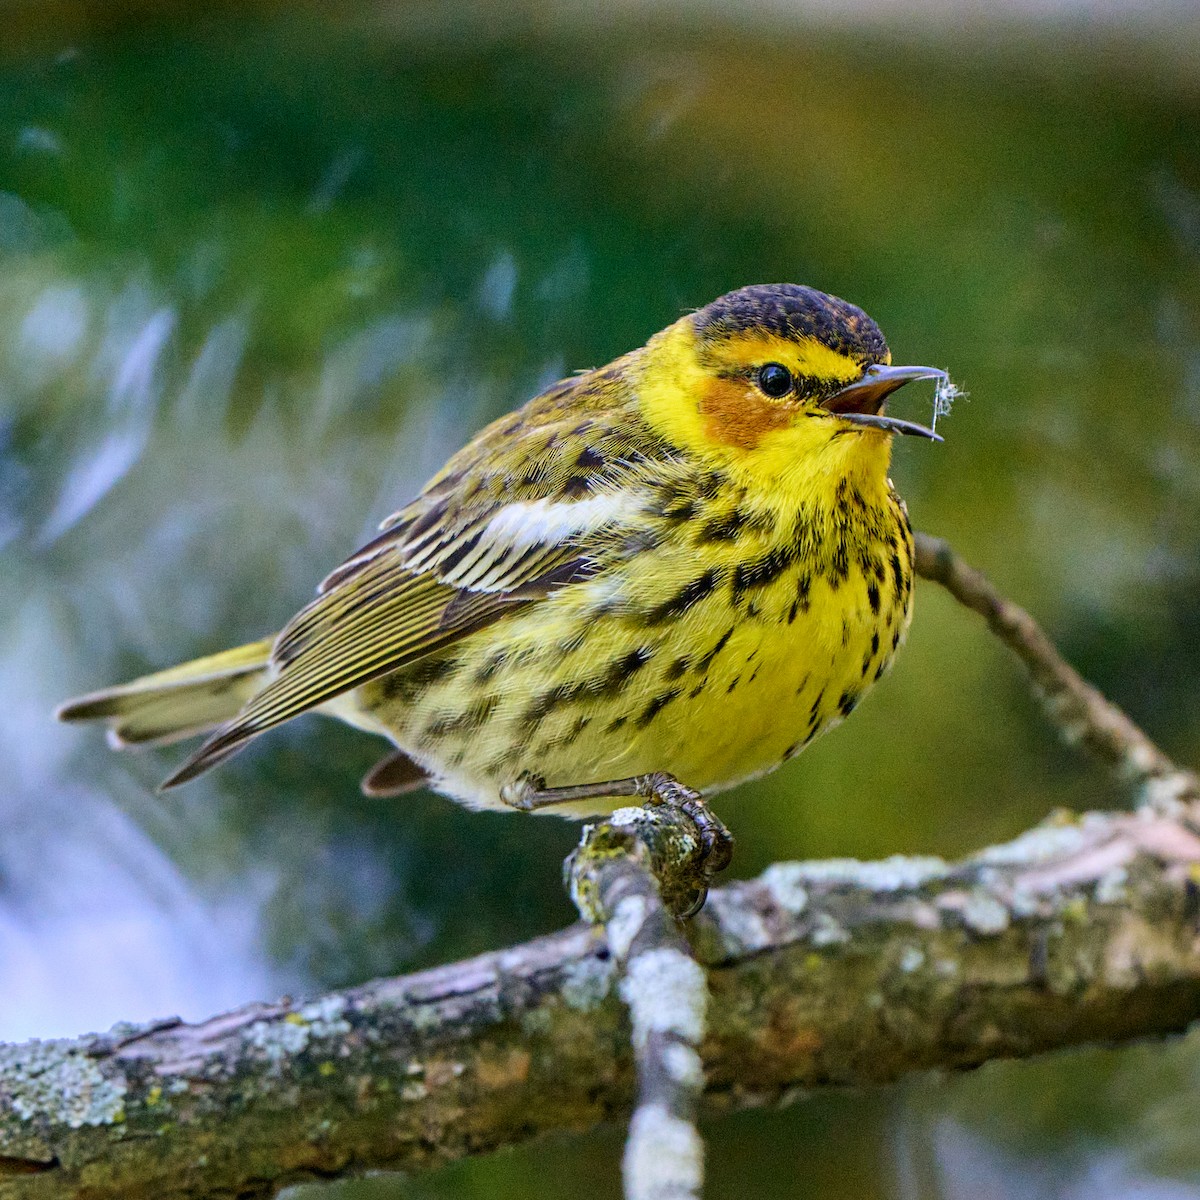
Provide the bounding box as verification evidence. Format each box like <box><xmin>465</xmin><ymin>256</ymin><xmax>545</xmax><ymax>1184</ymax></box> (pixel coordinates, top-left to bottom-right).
<box><xmin>4</xmin><ymin>534</ymin><xmax>1198</xmax><ymax>1199</ymax></box>
<box><xmin>4</xmin><ymin>796</ymin><xmax>1200</xmax><ymax>1199</ymax></box>
<box><xmin>567</xmin><ymin>806</ymin><xmax>712</xmax><ymax>1200</ymax></box>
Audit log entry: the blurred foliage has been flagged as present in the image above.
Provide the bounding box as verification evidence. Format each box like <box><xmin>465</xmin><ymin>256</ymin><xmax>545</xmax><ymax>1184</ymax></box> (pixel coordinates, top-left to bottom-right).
<box><xmin>2</xmin><ymin>2</ymin><xmax>1199</xmax><ymax>1197</ymax></box>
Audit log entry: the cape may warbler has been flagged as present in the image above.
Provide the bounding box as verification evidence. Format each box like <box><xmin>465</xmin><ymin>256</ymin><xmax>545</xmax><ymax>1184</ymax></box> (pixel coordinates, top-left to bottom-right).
<box><xmin>59</xmin><ymin>284</ymin><xmax>951</xmax><ymax>867</ymax></box>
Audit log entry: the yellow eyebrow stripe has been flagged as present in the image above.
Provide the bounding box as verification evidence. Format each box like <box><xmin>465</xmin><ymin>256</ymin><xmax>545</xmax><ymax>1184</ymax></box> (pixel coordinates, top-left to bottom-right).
<box><xmin>707</xmin><ymin>331</ymin><xmax>868</xmax><ymax>383</ymax></box>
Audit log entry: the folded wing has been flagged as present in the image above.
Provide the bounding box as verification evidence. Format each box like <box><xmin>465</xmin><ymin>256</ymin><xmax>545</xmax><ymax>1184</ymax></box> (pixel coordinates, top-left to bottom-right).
<box><xmin>161</xmin><ymin>380</ymin><xmax>659</xmax><ymax>788</ymax></box>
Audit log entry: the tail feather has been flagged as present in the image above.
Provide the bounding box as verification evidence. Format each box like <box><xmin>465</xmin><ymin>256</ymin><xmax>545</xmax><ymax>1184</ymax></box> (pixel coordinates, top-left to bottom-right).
<box><xmin>57</xmin><ymin>638</ymin><xmax>275</xmax><ymax>752</ymax></box>
<box><xmin>157</xmin><ymin>721</ymin><xmax>262</xmax><ymax>790</ymax></box>
<box><xmin>361</xmin><ymin>749</ymin><xmax>429</xmax><ymax>797</ymax></box>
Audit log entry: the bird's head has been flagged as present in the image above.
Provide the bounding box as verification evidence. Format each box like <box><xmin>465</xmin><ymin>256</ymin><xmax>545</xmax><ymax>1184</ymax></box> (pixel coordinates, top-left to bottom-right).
<box><xmin>637</xmin><ymin>283</ymin><xmax>950</xmax><ymax>494</ymax></box>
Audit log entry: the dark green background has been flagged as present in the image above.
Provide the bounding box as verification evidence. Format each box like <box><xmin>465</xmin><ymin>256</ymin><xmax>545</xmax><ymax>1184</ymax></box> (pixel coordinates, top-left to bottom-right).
<box><xmin>3</xmin><ymin>3</ymin><xmax>1199</xmax><ymax>1196</ymax></box>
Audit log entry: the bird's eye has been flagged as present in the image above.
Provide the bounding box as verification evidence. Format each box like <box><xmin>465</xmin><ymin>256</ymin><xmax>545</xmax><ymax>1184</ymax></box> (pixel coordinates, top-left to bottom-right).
<box><xmin>756</xmin><ymin>363</ymin><xmax>794</xmax><ymax>399</ymax></box>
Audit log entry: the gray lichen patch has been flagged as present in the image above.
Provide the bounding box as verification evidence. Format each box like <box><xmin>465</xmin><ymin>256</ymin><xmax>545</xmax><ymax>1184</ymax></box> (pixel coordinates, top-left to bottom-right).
<box><xmin>560</xmin><ymin>953</ymin><xmax>618</xmax><ymax>1012</ymax></box>
<box><xmin>1139</xmin><ymin>772</ymin><xmax>1197</xmax><ymax>814</ymax></box>
<box><xmin>661</xmin><ymin>1042</ymin><xmax>704</xmax><ymax>1088</ymax></box>
<box><xmin>810</xmin><ymin>913</ymin><xmax>851</xmax><ymax>947</ymax></box>
<box><xmin>606</xmin><ymin>894</ymin><xmax>650</xmax><ymax>961</ymax></box>
<box><xmin>296</xmin><ymin>996</ymin><xmax>352</xmax><ymax>1039</ymax></box>
<box><xmin>775</xmin><ymin>856</ymin><xmax>949</xmax><ymax>893</ymax></box>
<box><xmin>957</xmin><ymin>891</ymin><xmax>1012</xmax><ymax>936</ymax></box>
<box><xmin>759</xmin><ymin>863</ymin><xmax>809</xmax><ymax>915</ymax></box>
<box><xmin>244</xmin><ymin>996</ymin><xmax>353</xmax><ymax>1069</ymax></box>
<box><xmin>705</xmin><ymin>889</ymin><xmax>774</xmax><ymax>955</ymax></box>
<box><xmin>624</xmin><ymin>1103</ymin><xmax>703</xmax><ymax>1200</ymax></box>
<box><xmin>976</xmin><ymin>818</ymin><xmax>1089</xmax><ymax>867</ymax></box>
<box><xmin>245</xmin><ymin>1017</ymin><xmax>312</xmax><ymax>1064</ymax></box>
<box><xmin>608</xmin><ymin>806</ymin><xmax>647</xmax><ymax>830</ymax></box>
<box><xmin>619</xmin><ymin>948</ymin><xmax>706</xmax><ymax>1051</ymax></box>
<box><xmin>1094</xmin><ymin>867</ymin><xmax>1129</xmax><ymax>905</ymax></box>
<box><xmin>0</xmin><ymin>1038</ymin><xmax>127</xmax><ymax>1128</ymax></box>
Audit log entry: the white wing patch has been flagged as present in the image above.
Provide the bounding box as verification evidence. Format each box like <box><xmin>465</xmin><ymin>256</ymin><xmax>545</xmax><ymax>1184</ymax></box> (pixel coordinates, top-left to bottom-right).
<box><xmin>480</xmin><ymin>492</ymin><xmax>633</xmax><ymax>553</ymax></box>
<box><xmin>432</xmin><ymin>491</ymin><xmax>637</xmax><ymax>592</ymax></box>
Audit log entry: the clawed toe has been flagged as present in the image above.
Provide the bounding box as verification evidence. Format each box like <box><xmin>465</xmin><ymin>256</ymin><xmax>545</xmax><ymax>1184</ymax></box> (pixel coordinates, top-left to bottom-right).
<box><xmin>638</xmin><ymin>771</ymin><xmax>734</xmax><ymax>882</ymax></box>
<box><xmin>501</xmin><ymin>768</ymin><xmax>734</xmax><ymax>913</ymax></box>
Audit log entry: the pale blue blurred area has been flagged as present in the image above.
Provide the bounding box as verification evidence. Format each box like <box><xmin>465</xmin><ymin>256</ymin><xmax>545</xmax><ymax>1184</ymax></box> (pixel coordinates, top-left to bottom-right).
<box><xmin>1</xmin><ymin>0</ymin><xmax>1200</xmax><ymax>1196</ymax></box>
<box><xmin>894</xmin><ymin>1120</ymin><xmax>1200</xmax><ymax>1200</ymax></box>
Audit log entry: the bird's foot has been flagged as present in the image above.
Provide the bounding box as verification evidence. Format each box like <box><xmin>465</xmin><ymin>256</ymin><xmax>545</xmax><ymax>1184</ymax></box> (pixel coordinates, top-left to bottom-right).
<box><xmin>501</xmin><ymin>769</ymin><xmax>734</xmax><ymax>912</ymax></box>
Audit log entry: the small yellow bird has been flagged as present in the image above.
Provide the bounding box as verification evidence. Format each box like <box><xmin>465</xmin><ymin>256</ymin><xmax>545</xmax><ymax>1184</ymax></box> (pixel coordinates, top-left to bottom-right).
<box><xmin>59</xmin><ymin>284</ymin><xmax>950</xmax><ymax>872</ymax></box>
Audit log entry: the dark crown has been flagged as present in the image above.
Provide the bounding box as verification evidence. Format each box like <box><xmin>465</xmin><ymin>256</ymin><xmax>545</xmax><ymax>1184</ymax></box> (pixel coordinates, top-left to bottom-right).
<box><xmin>693</xmin><ymin>284</ymin><xmax>889</xmax><ymax>367</ymax></box>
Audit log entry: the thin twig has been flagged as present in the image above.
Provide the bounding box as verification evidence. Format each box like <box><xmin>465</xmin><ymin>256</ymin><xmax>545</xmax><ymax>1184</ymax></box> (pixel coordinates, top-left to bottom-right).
<box><xmin>914</xmin><ymin>532</ymin><xmax>1200</xmax><ymax>809</ymax></box>
<box><xmin>567</xmin><ymin>807</ymin><xmax>710</xmax><ymax>1200</ymax></box>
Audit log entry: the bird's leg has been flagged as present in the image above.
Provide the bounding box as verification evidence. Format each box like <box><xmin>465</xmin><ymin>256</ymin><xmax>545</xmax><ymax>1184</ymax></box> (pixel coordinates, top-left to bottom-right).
<box><xmin>501</xmin><ymin>770</ymin><xmax>734</xmax><ymax>879</ymax></box>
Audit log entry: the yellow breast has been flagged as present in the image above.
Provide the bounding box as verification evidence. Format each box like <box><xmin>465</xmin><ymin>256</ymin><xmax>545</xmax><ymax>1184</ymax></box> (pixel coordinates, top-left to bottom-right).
<box><xmin>353</xmin><ymin>464</ymin><xmax>915</xmax><ymax>815</ymax></box>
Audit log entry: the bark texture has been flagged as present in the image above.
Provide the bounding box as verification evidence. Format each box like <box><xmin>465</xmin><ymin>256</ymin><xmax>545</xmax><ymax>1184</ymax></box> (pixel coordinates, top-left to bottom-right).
<box><xmin>3</xmin><ymin>800</ymin><xmax>1200</xmax><ymax>1199</ymax></box>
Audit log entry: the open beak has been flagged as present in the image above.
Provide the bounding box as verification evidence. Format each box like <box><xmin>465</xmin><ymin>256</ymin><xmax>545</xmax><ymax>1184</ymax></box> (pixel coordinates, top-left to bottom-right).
<box><xmin>823</xmin><ymin>363</ymin><xmax>949</xmax><ymax>442</ymax></box>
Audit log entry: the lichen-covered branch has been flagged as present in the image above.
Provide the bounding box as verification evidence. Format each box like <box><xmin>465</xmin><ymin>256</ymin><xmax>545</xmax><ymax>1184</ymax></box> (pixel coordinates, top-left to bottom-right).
<box><xmin>914</xmin><ymin>532</ymin><xmax>1200</xmax><ymax>808</ymax></box>
<box><xmin>567</xmin><ymin>806</ymin><xmax>713</xmax><ymax>1200</ymax></box>
<box><xmin>5</xmin><ymin>798</ymin><xmax>1200</xmax><ymax>1199</ymax></box>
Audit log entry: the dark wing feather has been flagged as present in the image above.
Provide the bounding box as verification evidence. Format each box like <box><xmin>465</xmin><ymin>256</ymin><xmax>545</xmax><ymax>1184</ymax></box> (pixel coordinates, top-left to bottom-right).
<box><xmin>160</xmin><ymin>554</ymin><xmax>587</xmax><ymax>789</ymax></box>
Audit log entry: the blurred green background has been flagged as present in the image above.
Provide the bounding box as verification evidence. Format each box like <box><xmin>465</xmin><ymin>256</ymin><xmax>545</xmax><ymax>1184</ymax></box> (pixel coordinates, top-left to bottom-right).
<box><xmin>3</xmin><ymin>1</ymin><xmax>1199</xmax><ymax>1196</ymax></box>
